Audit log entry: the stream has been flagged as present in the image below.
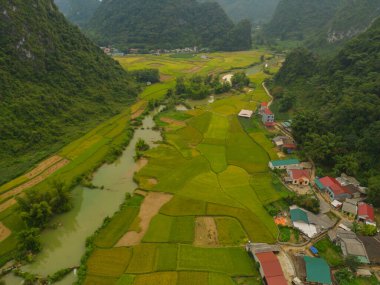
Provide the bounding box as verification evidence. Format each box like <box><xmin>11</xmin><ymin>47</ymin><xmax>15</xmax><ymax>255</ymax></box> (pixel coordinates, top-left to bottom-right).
<box><xmin>1</xmin><ymin>110</ymin><xmax>162</xmax><ymax>284</ymax></box>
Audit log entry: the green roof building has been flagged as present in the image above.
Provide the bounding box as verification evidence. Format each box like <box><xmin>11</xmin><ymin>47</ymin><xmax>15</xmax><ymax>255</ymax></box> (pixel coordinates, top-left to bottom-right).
<box><xmin>290</xmin><ymin>208</ymin><xmax>309</xmax><ymax>223</ymax></box>
<box><xmin>304</xmin><ymin>256</ymin><xmax>332</xmax><ymax>285</ymax></box>
<box><xmin>314</xmin><ymin>178</ymin><xmax>325</xmax><ymax>190</ymax></box>
<box><xmin>268</xmin><ymin>159</ymin><xmax>300</xmax><ymax>170</ymax></box>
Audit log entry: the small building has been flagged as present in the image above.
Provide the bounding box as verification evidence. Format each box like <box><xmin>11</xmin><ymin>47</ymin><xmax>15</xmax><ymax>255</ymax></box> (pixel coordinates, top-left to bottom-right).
<box><xmin>262</xmin><ymin>108</ymin><xmax>275</xmax><ymax>127</ymax></box>
<box><xmin>238</xmin><ymin>109</ymin><xmax>254</xmax><ymax>118</ymax></box>
<box><xmin>317</xmin><ymin>176</ymin><xmax>352</xmax><ymax>201</ymax></box>
<box><xmin>358</xmin><ymin>235</ymin><xmax>380</xmax><ymax>264</ymax></box>
<box><xmin>272</xmin><ymin>136</ymin><xmax>288</xmax><ymax>147</ymax></box>
<box><xmin>303</xmin><ymin>256</ymin><xmax>332</xmax><ymax>285</ymax></box>
<box><xmin>259</xmin><ymin>102</ymin><xmax>268</xmax><ymax>115</ymax></box>
<box><xmin>357</xmin><ymin>203</ymin><xmax>375</xmax><ymax>224</ymax></box>
<box><xmin>331</xmin><ymin>200</ymin><xmax>342</xmax><ymax>209</ymax></box>
<box><xmin>269</xmin><ymin>159</ymin><xmax>300</xmax><ymax>170</ymax></box>
<box><xmin>290</xmin><ymin>207</ymin><xmax>318</xmax><ymax>238</ymax></box>
<box><xmin>255</xmin><ymin>252</ymin><xmax>288</xmax><ymax>285</ymax></box>
<box><xmin>342</xmin><ymin>199</ymin><xmax>357</xmax><ymax>217</ymax></box>
<box><xmin>287</xmin><ymin>169</ymin><xmax>311</xmax><ymax>186</ymax></box>
<box><xmin>334</xmin><ymin>229</ymin><xmax>370</xmax><ymax>264</ymax></box>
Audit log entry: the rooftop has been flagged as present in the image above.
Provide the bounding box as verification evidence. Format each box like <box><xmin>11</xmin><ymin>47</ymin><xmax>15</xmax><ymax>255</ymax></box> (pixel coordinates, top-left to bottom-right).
<box><xmin>264</xmin><ymin>108</ymin><xmax>273</xmax><ymax>115</ymax></box>
<box><xmin>319</xmin><ymin>176</ymin><xmax>349</xmax><ymax>196</ymax></box>
<box><xmin>289</xmin><ymin>169</ymin><xmax>310</xmax><ymax>180</ymax></box>
<box><xmin>238</xmin><ymin>109</ymin><xmax>254</xmax><ymax>118</ymax></box>
<box><xmin>342</xmin><ymin>201</ymin><xmax>357</xmax><ymax>215</ymax></box>
<box><xmin>304</xmin><ymin>256</ymin><xmax>332</xmax><ymax>285</ymax></box>
<box><xmin>261</xmin><ymin>102</ymin><xmax>268</xmax><ymax>107</ymax></box>
<box><xmin>270</xmin><ymin>159</ymin><xmax>300</xmax><ymax>167</ymax></box>
<box><xmin>256</xmin><ymin>252</ymin><xmax>287</xmax><ymax>285</ymax></box>
<box><xmin>357</xmin><ymin>203</ymin><xmax>375</xmax><ymax>222</ymax></box>
<box><xmin>290</xmin><ymin>208</ymin><xmax>309</xmax><ymax>224</ymax></box>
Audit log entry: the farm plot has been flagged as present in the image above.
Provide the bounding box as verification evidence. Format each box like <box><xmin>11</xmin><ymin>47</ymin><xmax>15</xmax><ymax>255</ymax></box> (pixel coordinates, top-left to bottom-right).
<box><xmin>215</xmin><ymin>217</ymin><xmax>247</xmax><ymax>246</ymax></box>
<box><xmin>177</xmin><ymin>245</ymin><xmax>255</xmax><ymax>276</ymax></box>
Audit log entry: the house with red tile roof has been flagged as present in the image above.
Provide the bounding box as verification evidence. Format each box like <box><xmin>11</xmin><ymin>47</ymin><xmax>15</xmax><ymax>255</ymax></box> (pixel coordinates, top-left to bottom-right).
<box><xmin>262</xmin><ymin>108</ymin><xmax>275</xmax><ymax>127</ymax></box>
<box><xmin>287</xmin><ymin>169</ymin><xmax>311</xmax><ymax>186</ymax></box>
<box><xmin>259</xmin><ymin>102</ymin><xmax>268</xmax><ymax>115</ymax></box>
<box><xmin>357</xmin><ymin>202</ymin><xmax>375</xmax><ymax>224</ymax></box>
<box><xmin>317</xmin><ymin>176</ymin><xmax>352</xmax><ymax>201</ymax></box>
<box><xmin>254</xmin><ymin>251</ymin><xmax>287</xmax><ymax>285</ymax></box>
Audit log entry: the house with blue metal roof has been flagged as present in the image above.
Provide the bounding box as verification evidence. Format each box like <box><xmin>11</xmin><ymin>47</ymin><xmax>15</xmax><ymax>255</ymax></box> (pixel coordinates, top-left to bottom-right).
<box><xmin>268</xmin><ymin>159</ymin><xmax>300</xmax><ymax>170</ymax></box>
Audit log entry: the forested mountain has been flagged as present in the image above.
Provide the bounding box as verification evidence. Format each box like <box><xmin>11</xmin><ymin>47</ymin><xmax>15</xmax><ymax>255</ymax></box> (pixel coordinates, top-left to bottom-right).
<box><xmin>0</xmin><ymin>0</ymin><xmax>137</xmax><ymax>185</ymax></box>
<box><xmin>264</xmin><ymin>0</ymin><xmax>380</xmax><ymax>51</ymax></box>
<box><xmin>85</xmin><ymin>0</ymin><xmax>252</xmax><ymax>51</ymax></box>
<box><xmin>199</xmin><ymin>0</ymin><xmax>280</xmax><ymax>24</ymax></box>
<box><xmin>54</xmin><ymin>0</ymin><xmax>100</xmax><ymax>27</ymax></box>
<box><xmin>271</xmin><ymin>17</ymin><xmax>380</xmax><ymax>192</ymax></box>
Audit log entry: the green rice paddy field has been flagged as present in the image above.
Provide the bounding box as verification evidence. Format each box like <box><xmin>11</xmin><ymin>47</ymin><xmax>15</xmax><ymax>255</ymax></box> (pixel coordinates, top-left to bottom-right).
<box><xmin>85</xmin><ymin>51</ymin><xmax>290</xmax><ymax>285</ymax></box>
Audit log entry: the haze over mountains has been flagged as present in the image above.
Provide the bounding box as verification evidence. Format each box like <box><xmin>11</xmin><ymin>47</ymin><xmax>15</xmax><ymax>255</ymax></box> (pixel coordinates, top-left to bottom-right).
<box><xmin>0</xmin><ymin>0</ymin><xmax>137</xmax><ymax>184</ymax></box>
<box><xmin>199</xmin><ymin>0</ymin><xmax>280</xmax><ymax>24</ymax></box>
<box><xmin>85</xmin><ymin>0</ymin><xmax>252</xmax><ymax>51</ymax></box>
<box><xmin>265</xmin><ymin>0</ymin><xmax>380</xmax><ymax>50</ymax></box>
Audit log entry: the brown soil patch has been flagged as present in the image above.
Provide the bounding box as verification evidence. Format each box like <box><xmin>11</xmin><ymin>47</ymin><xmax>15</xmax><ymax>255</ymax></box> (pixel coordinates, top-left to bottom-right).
<box><xmin>0</xmin><ymin>159</ymin><xmax>70</xmax><ymax>202</ymax></box>
<box><xmin>160</xmin><ymin>117</ymin><xmax>186</xmax><ymax>127</ymax></box>
<box><xmin>25</xmin><ymin>155</ymin><xmax>63</xmax><ymax>179</ymax></box>
<box><xmin>0</xmin><ymin>222</ymin><xmax>11</xmax><ymax>242</ymax></box>
<box><xmin>131</xmin><ymin>109</ymin><xmax>145</xmax><ymax>120</ymax></box>
<box><xmin>0</xmin><ymin>199</ymin><xmax>16</xmax><ymax>213</ymax></box>
<box><xmin>134</xmin><ymin>189</ymin><xmax>148</xmax><ymax>197</ymax></box>
<box><xmin>187</xmin><ymin>65</ymin><xmax>202</xmax><ymax>74</ymax></box>
<box><xmin>115</xmin><ymin>192</ymin><xmax>172</xmax><ymax>247</ymax></box>
<box><xmin>194</xmin><ymin>217</ymin><xmax>219</xmax><ymax>246</ymax></box>
<box><xmin>148</xmin><ymin>178</ymin><xmax>158</xmax><ymax>185</ymax></box>
<box><xmin>160</xmin><ymin>74</ymin><xmax>172</xmax><ymax>81</ymax></box>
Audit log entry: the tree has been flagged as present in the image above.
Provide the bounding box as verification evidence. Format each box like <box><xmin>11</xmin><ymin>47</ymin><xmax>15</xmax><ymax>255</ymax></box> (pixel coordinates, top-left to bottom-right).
<box><xmin>345</xmin><ymin>256</ymin><xmax>360</xmax><ymax>272</ymax></box>
<box><xmin>17</xmin><ymin>228</ymin><xmax>41</xmax><ymax>258</ymax></box>
<box><xmin>367</xmin><ymin>175</ymin><xmax>380</xmax><ymax>207</ymax></box>
<box><xmin>50</xmin><ymin>180</ymin><xmax>72</xmax><ymax>214</ymax></box>
<box><xmin>231</xmin><ymin>72</ymin><xmax>250</xmax><ymax>90</ymax></box>
<box><xmin>136</xmin><ymin>139</ymin><xmax>150</xmax><ymax>152</ymax></box>
<box><xmin>20</xmin><ymin>201</ymin><xmax>53</xmax><ymax>228</ymax></box>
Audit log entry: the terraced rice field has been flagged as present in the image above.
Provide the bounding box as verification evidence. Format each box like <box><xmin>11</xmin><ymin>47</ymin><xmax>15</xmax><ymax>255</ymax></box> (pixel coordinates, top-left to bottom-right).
<box><xmin>84</xmin><ymin>69</ymin><xmax>290</xmax><ymax>284</ymax></box>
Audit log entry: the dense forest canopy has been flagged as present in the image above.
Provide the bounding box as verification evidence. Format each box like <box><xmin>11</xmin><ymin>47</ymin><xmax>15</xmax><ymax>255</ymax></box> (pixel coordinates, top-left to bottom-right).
<box><xmin>271</xmin><ymin>17</ymin><xmax>380</xmax><ymax>193</ymax></box>
<box><xmin>0</xmin><ymin>0</ymin><xmax>137</xmax><ymax>185</ymax></box>
<box><xmin>85</xmin><ymin>0</ymin><xmax>252</xmax><ymax>51</ymax></box>
<box><xmin>199</xmin><ymin>0</ymin><xmax>280</xmax><ymax>24</ymax></box>
<box><xmin>54</xmin><ymin>0</ymin><xmax>101</xmax><ymax>27</ymax></box>
<box><xmin>263</xmin><ymin>0</ymin><xmax>380</xmax><ymax>51</ymax></box>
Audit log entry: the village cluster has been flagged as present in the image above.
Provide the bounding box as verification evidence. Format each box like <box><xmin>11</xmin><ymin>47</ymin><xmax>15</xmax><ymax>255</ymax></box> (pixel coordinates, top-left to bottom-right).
<box><xmin>100</xmin><ymin>46</ymin><xmax>208</xmax><ymax>57</ymax></box>
<box><xmin>239</xmin><ymin>101</ymin><xmax>379</xmax><ymax>284</ymax></box>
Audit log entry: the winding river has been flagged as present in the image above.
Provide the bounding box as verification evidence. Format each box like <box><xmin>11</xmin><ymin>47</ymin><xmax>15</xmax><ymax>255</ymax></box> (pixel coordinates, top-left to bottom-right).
<box><xmin>2</xmin><ymin>111</ymin><xmax>161</xmax><ymax>284</ymax></box>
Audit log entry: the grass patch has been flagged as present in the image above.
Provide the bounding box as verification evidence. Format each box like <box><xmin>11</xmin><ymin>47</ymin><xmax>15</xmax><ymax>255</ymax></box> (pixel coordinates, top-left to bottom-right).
<box><xmin>177</xmin><ymin>244</ymin><xmax>255</xmax><ymax>276</ymax></box>
<box><xmin>209</xmin><ymin>272</ymin><xmax>236</xmax><ymax>285</ymax></box>
<box><xmin>133</xmin><ymin>272</ymin><xmax>178</xmax><ymax>285</ymax></box>
<box><xmin>84</xmin><ymin>276</ymin><xmax>119</xmax><ymax>285</ymax></box>
<box><xmin>160</xmin><ymin>196</ymin><xmax>206</xmax><ymax>216</ymax></box>
<box><xmin>215</xmin><ymin>217</ymin><xmax>247</xmax><ymax>245</ymax></box>
<box><xmin>142</xmin><ymin>215</ymin><xmax>194</xmax><ymax>243</ymax></box>
<box><xmin>177</xmin><ymin>271</ymin><xmax>209</xmax><ymax>285</ymax></box>
<box><xmin>155</xmin><ymin>244</ymin><xmax>179</xmax><ymax>271</ymax></box>
<box><xmin>314</xmin><ymin>237</ymin><xmax>344</xmax><ymax>267</ymax></box>
<box><xmin>197</xmin><ymin>144</ymin><xmax>227</xmax><ymax>173</ymax></box>
<box><xmin>126</xmin><ymin>244</ymin><xmax>158</xmax><ymax>274</ymax></box>
<box><xmin>87</xmin><ymin>247</ymin><xmax>132</xmax><ymax>277</ymax></box>
<box><xmin>95</xmin><ymin>196</ymin><xmax>143</xmax><ymax>247</ymax></box>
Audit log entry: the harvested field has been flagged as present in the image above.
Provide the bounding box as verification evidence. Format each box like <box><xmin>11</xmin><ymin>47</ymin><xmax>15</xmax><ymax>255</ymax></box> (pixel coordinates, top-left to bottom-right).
<box><xmin>0</xmin><ymin>159</ymin><xmax>69</xmax><ymax>201</ymax></box>
<box><xmin>0</xmin><ymin>222</ymin><xmax>11</xmax><ymax>242</ymax></box>
<box><xmin>116</xmin><ymin>192</ymin><xmax>172</xmax><ymax>246</ymax></box>
<box><xmin>25</xmin><ymin>155</ymin><xmax>63</xmax><ymax>179</ymax></box>
<box><xmin>160</xmin><ymin>117</ymin><xmax>186</xmax><ymax>127</ymax></box>
<box><xmin>0</xmin><ymin>199</ymin><xmax>16</xmax><ymax>213</ymax></box>
<box><xmin>194</xmin><ymin>217</ymin><xmax>219</xmax><ymax>246</ymax></box>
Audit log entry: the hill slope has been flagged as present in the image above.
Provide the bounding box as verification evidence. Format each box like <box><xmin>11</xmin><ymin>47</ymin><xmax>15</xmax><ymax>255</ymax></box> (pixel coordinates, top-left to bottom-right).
<box><xmin>0</xmin><ymin>0</ymin><xmax>137</xmax><ymax>185</ymax></box>
<box><xmin>54</xmin><ymin>0</ymin><xmax>100</xmax><ymax>27</ymax></box>
<box><xmin>265</xmin><ymin>0</ymin><xmax>380</xmax><ymax>50</ymax></box>
<box><xmin>199</xmin><ymin>0</ymin><xmax>280</xmax><ymax>24</ymax></box>
<box><xmin>85</xmin><ymin>0</ymin><xmax>252</xmax><ymax>51</ymax></box>
<box><xmin>272</xmin><ymin>17</ymin><xmax>380</xmax><ymax>183</ymax></box>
